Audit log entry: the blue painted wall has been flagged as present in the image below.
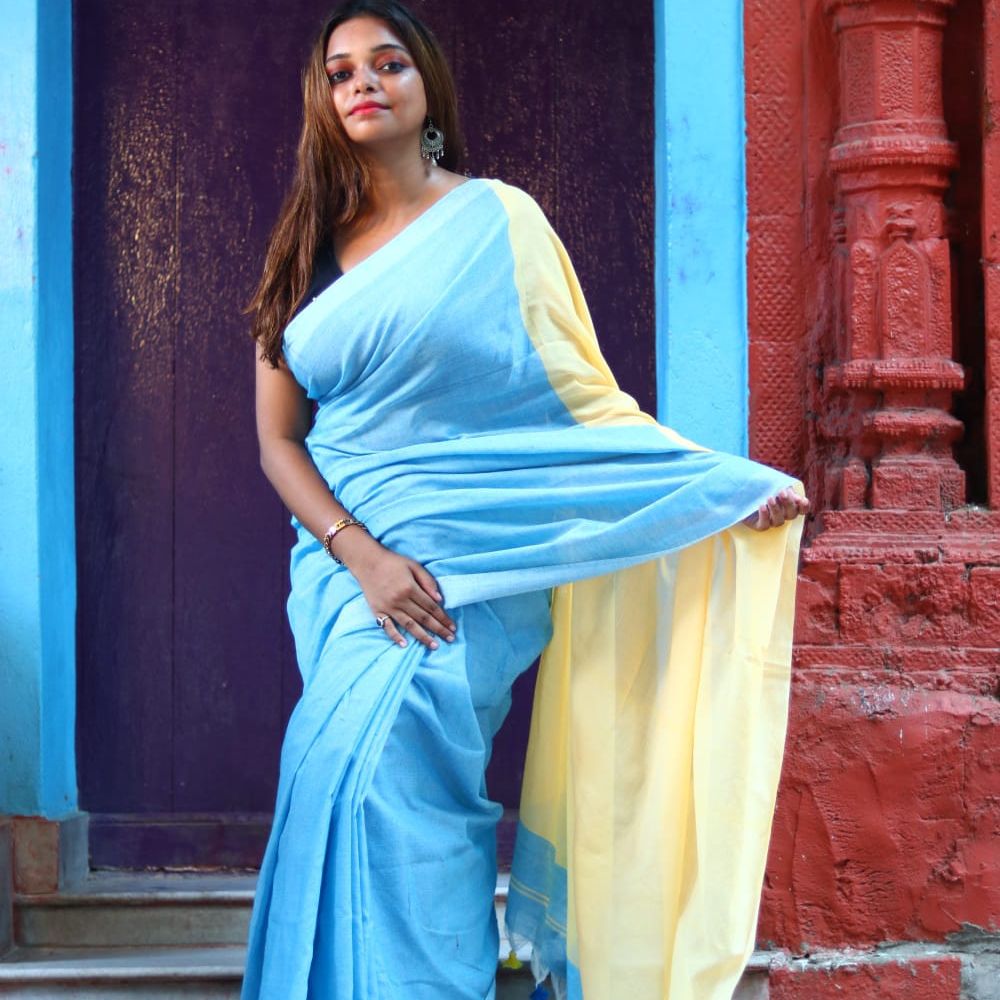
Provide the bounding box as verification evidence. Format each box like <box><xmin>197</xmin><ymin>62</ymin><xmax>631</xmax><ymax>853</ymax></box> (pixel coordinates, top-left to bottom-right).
<box><xmin>655</xmin><ymin>0</ymin><xmax>748</xmax><ymax>455</ymax></box>
<box><xmin>0</xmin><ymin>0</ymin><xmax>77</xmax><ymax>818</ymax></box>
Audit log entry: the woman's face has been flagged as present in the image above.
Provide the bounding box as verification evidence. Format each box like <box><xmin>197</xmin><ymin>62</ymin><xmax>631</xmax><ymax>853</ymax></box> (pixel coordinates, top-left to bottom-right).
<box><xmin>324</xmin><ymin>16</ymin><xmax>428</xmax><ymax>155</ymax></box>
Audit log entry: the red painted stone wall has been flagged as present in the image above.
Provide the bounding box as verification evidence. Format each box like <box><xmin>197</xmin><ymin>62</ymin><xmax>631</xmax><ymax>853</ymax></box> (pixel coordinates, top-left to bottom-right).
<box><xmin>745</xmin><ymin>0</ymin><xmax>1000</xmax><ymax>995</ymax></box>
<box><xmin>985</xmin><ymin>1</ymin><xmax>1000</xmax><ymax>506</ymax></box>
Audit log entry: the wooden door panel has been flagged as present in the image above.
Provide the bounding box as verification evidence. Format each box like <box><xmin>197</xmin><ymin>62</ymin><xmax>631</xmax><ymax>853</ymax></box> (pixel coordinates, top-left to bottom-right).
<box><xmin>74</xmin><ymin>0</ymin><xmax>654</xmax><ymax>867</ymax></box>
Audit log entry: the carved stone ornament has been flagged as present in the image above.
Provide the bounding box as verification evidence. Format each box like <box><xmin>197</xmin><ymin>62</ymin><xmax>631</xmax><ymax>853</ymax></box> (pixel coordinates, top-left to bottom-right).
<box><xmin>820</xmin><ymin>0</ymin><xmax>965</xmax><ymax>513</ymax></box>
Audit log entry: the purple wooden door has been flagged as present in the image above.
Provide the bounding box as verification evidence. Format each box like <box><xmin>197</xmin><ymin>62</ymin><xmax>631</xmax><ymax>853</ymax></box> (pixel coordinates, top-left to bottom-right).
<box><xmin>74</xmin><ymin>0</ymin><xmax>654</xmax><ymax>868</ymax></box>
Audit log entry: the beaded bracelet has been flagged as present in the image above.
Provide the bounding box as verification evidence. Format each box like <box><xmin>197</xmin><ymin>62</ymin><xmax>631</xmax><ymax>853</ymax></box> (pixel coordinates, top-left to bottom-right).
<box><xmin>322</xmin><ymin>517</ymin><xmax>368</xmax><ymax>564</ymax></box>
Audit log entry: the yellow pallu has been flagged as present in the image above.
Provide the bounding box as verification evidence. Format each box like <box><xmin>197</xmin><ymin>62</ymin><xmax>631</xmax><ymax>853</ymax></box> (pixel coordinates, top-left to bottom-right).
<box><xmin>512</xmin><ymin>526</ymin><xmax>800</xmax><ymax>998</ymax></box>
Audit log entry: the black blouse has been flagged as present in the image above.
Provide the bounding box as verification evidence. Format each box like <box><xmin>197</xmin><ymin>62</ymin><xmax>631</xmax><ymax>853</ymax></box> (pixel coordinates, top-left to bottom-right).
<box><xmin>292</xmin><ymin>243</ymin><xmax>343</xmax><ymax>319</ymax></box>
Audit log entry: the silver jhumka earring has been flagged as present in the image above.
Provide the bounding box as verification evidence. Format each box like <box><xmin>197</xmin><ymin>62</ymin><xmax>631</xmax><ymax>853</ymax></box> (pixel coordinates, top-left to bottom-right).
<box><xmin>420</xmin><ymin>117</ymin><xmax>445</xmax><ymax>162</ymax></box>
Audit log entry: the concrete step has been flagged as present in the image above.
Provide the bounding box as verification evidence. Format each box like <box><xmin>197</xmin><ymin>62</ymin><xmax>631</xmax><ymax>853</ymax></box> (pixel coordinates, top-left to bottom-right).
<box><xmin>0</xmin><ymin>872</ymin><xmax>546</xmax><ymax>998</ymax></box>
<box><xmin>0</xmin><ymin>944</ymin><xmax>244</xmax><ymax>998</ymax></box>
<box><xmin>13</xmin><ymin>872</ymin><xmax>256</xmax><ymax>948</ymax></box>
<box><xmin>0</xmin><ymin>871</ymin><xmax>769</xmax><ymax>998</ymax></box>
<box><xmin>13</xmin><ymin>871</ymin><xmax>522</xmax><ymax>951</ymax></box>
<box><xmin>0</xmin><ymin>945</ymin><xmax>539</xmax><ymax>999</ymax></box>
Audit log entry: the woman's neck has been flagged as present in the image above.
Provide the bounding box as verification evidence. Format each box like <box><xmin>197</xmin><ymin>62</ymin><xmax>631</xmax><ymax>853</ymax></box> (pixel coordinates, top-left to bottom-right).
<box><xmin>362</xmin><ymin>153</ymin><xmax>442</xmax><ymax>222</ymax></box>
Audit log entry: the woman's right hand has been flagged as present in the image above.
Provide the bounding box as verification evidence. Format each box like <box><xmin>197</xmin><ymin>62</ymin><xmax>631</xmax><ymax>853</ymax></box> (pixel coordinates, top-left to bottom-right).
<box><xmin>254</xmin><ymin>354</ymin><xmax>454</xmax><ymax>650</ymax></box>
<box><xmin>333</xmin><ymin>529</ymin><xmax>457</xmax><ymax>650</ymax></box>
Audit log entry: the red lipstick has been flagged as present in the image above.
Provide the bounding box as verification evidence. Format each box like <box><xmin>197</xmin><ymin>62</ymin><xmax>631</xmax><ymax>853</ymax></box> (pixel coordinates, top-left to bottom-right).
<box><xmin>351</xmin><ymin>101</ymin><xmax>388</xmax><ymax>116</ymax></box>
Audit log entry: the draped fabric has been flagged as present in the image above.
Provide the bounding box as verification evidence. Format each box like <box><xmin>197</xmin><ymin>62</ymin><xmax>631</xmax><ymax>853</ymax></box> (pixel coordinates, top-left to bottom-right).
<box><xmin>241</xmin><ymin>178</ymin><xmax>803</xmax><ymax>1000</ymax></box>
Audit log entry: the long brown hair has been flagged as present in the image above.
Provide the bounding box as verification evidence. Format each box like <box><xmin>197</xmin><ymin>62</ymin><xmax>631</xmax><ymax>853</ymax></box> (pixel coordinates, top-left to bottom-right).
<box><xmin>248</xmin><ymin>0</ymin><xmax>464</xmax><ymax>366</ymax></box>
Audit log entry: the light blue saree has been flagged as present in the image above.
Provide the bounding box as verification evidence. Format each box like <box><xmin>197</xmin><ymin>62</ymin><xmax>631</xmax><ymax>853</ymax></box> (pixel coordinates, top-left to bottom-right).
<box><xmin>241</xmin><ymin>179</ymin><xmax>803</xmax><ymax>1000</ymax></box>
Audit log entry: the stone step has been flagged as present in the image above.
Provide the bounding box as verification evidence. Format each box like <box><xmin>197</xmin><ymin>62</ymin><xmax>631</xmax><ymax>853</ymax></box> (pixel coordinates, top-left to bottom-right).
<box><xmin>0</xmin><ymin>944</ymin><xmax>244</xmax><ymax>998</ymax></box>
<box><xmin>2</xmin><ymin>871</ymin><xmax>768</xmax><ymax>998</ymax></box>
<box><xmin>1</xmin><ymin>872</ymin><xmax>545</xmax><ymax>998</ymax></box>
<box><xmin>13</xmin><ymin>872</ymin><xmax>257</xmax><ymax>948</ymax></box>
<box><xmin>14</xmin><ymin>871</ymin><xmax>523</xmax><ymax>952</ymax></box>
<box><xmin>0</xmin><ymin>945</ymin><xmax>540</xmax><ymax>999</ymax></box>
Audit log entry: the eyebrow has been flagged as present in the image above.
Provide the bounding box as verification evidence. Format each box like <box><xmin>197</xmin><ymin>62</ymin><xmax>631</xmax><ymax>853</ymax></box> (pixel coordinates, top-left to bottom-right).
<box><xmin>325</xmin><ymin>42</ymin><xmax>409</xmax><ymax>64</ymax></box>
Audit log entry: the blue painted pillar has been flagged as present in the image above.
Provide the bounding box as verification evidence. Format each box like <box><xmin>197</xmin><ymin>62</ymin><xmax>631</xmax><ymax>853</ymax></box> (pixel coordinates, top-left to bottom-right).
<box><xmin>655</xmin><ymin>0</ymin><xmax>748</xmax><ymax>455</ymax></box>
<box><xmin>0</xmin><ymin>0</ymin><xmax>78</xmax><ymax>818</ymax></box>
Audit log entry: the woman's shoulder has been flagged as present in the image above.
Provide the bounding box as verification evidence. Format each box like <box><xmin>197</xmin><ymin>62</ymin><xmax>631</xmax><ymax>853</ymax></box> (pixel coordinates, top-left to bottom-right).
<box><xmin>476</xmin><ymin>177</ymin><xmax>552</xmax><ymax>231</ymax></box>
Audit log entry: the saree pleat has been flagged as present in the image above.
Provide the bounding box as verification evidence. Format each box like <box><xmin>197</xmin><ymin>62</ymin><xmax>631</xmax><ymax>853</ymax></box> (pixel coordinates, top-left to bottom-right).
<box><xmin>242</xmin><ymin>178</ymin><xmax>803</xmax><ymax>1000</ymax></box>
<box><xmin>248</xmin><ymin>611</ymin><xmax>417</xmax><ymax>997</ymax></box>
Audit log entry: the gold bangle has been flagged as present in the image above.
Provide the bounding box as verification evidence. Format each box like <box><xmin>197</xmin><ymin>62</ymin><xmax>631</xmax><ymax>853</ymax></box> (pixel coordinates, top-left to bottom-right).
<box><xmin>322</xmin><ymin>518</ymin><xmax>368</xmax><ymax>564</ymax></box>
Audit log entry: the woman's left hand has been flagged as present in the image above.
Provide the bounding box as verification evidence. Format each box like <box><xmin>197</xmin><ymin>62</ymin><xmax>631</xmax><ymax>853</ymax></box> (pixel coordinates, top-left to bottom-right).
<box><xmin>743</xmin><ymin>486</ymin><xmax>810</xmax><ymax>531</ymax></box>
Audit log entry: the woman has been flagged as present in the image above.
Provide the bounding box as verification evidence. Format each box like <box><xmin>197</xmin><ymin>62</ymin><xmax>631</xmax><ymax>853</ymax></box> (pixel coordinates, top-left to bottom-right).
<box><xmin>242</xmin><ymin>3</ymin><xmax>809</xmax><ymax>999</ymax></box>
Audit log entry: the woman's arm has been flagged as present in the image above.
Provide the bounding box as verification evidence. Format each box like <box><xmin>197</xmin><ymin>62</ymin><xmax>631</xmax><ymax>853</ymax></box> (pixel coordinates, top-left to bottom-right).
<box><xmin>255</xmin><ymin>351</ymin><xmax>456</xmax><ymax>649</ymax></box>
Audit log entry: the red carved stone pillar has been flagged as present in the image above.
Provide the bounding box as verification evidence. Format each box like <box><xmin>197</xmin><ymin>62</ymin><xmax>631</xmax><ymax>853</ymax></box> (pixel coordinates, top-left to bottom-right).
<box><xmin>798</xmin><ymin>0</ymin><xmax>1000</xmax><ymax>674</ymax></box>
<box><xmin>819</xmin><ymin>0</ymin><xmax>964</xmax><ymax>514</ymax></box>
